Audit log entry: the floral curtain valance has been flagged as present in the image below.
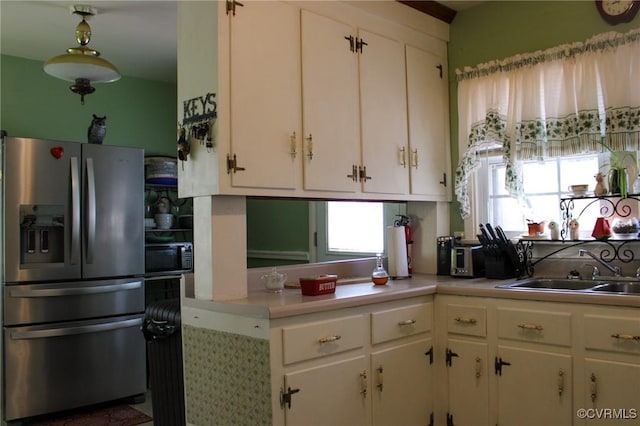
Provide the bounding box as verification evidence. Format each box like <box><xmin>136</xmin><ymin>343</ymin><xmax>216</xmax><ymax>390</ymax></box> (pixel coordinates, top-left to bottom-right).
<box><xmin>454</xmin><ymin>28</ymin><xmax>640</xmax><ymax>219</ymax></box>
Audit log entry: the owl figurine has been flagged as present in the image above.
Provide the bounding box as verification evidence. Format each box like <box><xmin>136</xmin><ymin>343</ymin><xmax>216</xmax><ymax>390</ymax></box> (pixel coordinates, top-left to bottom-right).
<box><xmin>569</xmin><ymin>219</ymin><xmax>580</xmax><ymax>240</ymax></box>
<box><xmin>88</xmin><ymin>114</ymin><xmax>107</xmax><ymax>144</ymax></box>
<box><xmin>548</xmin><ymin>220</ymin><xmax>560</xmax><ymax>240</ymax></box>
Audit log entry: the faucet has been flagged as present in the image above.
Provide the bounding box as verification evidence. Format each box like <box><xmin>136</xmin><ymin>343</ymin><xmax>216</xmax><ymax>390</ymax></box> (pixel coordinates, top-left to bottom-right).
<box><xmin>578</xmin><ymin>249</ymin><xmax>621</xmax><ymax>277</ymax></box>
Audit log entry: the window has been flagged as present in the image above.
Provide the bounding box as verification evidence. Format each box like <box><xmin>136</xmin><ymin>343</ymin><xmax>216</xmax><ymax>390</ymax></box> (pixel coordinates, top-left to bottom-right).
<box><xmin>476</xmin><ymin>151</ymin><xmax>607</xmax><ymax>236</ymax></box>
<box><xmin>312</xmin><ymin>201</ymin><xmax>406</xmax><ymax>262</ymax></box>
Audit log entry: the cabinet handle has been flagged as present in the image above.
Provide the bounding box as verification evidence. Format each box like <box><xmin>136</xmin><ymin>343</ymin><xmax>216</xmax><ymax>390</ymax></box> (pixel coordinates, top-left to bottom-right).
<box><xmin>611</xmin><ymin>333</ymin><xmax>640</xmax><ymax>341</ymax></box>
<box><xmin>346</xmin><ymin>165</ymin><xmax>358</xmax><ymax>182</ymax></box>
<box><xmin>356</xmin><ymin>38</ymin><xmax>368</xmax><ymax>53</ymax></box>
<box><xmin>305</xmin><ymin>134</ymin><xmax>313</xmax><ymax>160</ymax></box>
<box><xmin>376</xmin><ymin>366</ymin><xmax>384</xmax><ymax>391</ymax></box>
<box><xmin>398</xmin><ymin>319</ymin><xmax>416</xmax><ymax>326</ymax></box>
<box><xmin>411</xmin><ymin>149</ymin><xmax>418</xmax><ymax>169</ymax></box>
<box><xmin>557</xmin><ymin>369</ymin><xmax>565</xmax><ymax>396</ymax></box>
<box><xmin>399</xmin><ymin>147</ymin><xmax>407</xmax><ymax>168</ymax></box>
<box><xmin>289</xmin><ymin>132</ymin><xmax>297</xmax><ymax>159</ymax></box>
<box><xmin>318</xmin><ymin>335</ymin><xmax>341</xmax><ymax>344</ymax></box>
<box><xmin>475</xmin><ymin>357</ymin><xmax>482</xmax><ymax>378</ymax></box>
<box><xmin>517</xmin><ymin>323</ymin><xmax>543</xmax><ymax>331</ymax></box>
<box><xmin>454</xmin><ymin>316</ymin><xmax>477</xmax><ymax>325</ymax></box>
<box><xmin>590</xmin><ymin>373</ymin><xmax>597</xmax><ymax>402</ymax></box>
<box><xmin>360</xmin><ymin>370</ymin><xmax>368</xmax><ymax>396</ymax></box>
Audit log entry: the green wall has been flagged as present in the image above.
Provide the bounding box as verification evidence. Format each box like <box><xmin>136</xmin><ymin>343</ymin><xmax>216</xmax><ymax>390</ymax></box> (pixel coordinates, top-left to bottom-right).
<box><xmin>447</xmin><ymin>1</ymin><xmax>640</xmax><ymax>233</ymax></box>
<box><xmin>1</xmin><ymin>54</ymin><xmax>176</xmax><ymax>155</ymax></box>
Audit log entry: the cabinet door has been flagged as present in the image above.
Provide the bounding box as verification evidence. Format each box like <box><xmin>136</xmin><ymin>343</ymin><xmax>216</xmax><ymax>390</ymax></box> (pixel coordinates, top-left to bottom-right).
<box><xmin>406</xmin><ymin>45</ymin><xmax>450</xmax><ymax>199</ymax></box>
<box><xmin>229</xmin><ymin>1</ymin><xmax>301</xmax><ymax>190</ymax></box>
<box><xmin>283</xmin><ymin>356</ymin><xmax>370</xmax><ymax>426</ymax></box>
<box><xmin>371</xmin><ymin>339</ymin><xmax>433</xmax><ymax>426</ymax></box>
<box><xmin>359</xmin><ymin>29</ymin><xmax>409</xmax><ymax>195</ymax></box>
<box><xmin>497</xmin><ymin>345</ymin><xmax>572</xmax><ymax>426</ymax></box>
<box><xmin>585</xmin><ymin>358</ymin><xmax>640</xmax><ymax>425</ymax></box>
<box><xmin>446</xmin><ymin>339</ymin><xmax>489</xmax><ymax>426</ymax></box>
<box><xmin>301</xmin><ymin>10</ymin><xmax>360</xmax><ymax>193</ymax></box>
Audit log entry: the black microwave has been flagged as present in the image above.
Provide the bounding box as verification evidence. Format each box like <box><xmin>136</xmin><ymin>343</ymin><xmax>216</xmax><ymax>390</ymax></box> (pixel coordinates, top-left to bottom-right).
<box><xmin>145</xmin><ymin>242</ymin><xmax>193</xmax><ymax>274</ymax></box>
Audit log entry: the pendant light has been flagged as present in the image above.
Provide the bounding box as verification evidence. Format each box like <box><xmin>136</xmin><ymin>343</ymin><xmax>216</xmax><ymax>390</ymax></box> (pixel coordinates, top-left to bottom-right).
<box><xmin>43</xmin><ymin>5</ymin><xmax>120</xmax><ymax>105</ymax></box>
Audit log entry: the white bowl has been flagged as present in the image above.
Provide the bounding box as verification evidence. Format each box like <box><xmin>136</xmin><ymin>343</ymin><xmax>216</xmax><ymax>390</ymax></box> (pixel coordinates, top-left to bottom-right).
<box><xmin>154</xmin><ymin>214</ymin><xmax>173</xmax><ymax>230</ymax></box>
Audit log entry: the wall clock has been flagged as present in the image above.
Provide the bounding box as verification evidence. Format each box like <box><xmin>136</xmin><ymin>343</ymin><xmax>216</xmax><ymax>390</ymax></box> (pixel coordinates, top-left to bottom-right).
<box><xmin>595</xmin><ymin>0</ymin><xmax>640</xmax><ymax>25</ymax></box>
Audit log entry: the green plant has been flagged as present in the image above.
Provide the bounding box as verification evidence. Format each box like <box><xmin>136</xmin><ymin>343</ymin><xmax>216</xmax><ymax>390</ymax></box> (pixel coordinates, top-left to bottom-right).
<box><xmin>597</xmin><ymin>140</ymin><xmax>633</xmax><ymax>198</ymax></box>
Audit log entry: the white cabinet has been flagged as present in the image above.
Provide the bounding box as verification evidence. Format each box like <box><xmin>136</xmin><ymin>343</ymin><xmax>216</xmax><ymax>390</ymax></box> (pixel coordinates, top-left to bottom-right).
<box><xmin>178</xmin><ymin>1</ymin><xmax>450</xmax><ymax>200</ymax></box>
<box><xmin>283</xmin><ymin>356</ymin><xmax>370</xmax><ymax>426</ymax></box>
<box><xmin>277</xmin><ymin>298</ymin><xmax>434</xmax><ymax>426</ymax></box>
<box><xmin>301</xmin><ymin>12</ymin><xmax>409</xmax><ymax>196</ymax></box>
<box><xmin>358</xmin><ymin>29</ymin><xmax>409</xmax><ymax>196</ymax></box>
<box><xmin>496</xmin><ymin>346</ymin><xmax>573</xmax><ymax>425</ymax></box>
<box><xmin>406</xmin><ymin>45</ymin><xmax>451</xmax><ymax>200</ymax></box>
<box><xmin>227</xmin><ymin>1</ymin><xmax>301</xmax><ymax>190</ymax></box>
<box><xmin>580</xmin><ymin>313</ymin><xmax>640</xmax><ymax>426</ymax></box>
<box><xmin>443</xmin><ymin>303</ymin><xmax>489</xmax><ymax>425</ymax></box>
<box><xmin>300</xmin><ymin>10</ymin><xmax>360</xmax><ymax>193</ymax></box>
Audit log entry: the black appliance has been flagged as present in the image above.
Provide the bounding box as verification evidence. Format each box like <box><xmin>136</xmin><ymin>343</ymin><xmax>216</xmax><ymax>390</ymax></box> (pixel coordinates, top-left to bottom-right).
<box><xmin>436</xmin><ymin>236</ymin><xmax>454</xmax><ymax>276</ymax></box>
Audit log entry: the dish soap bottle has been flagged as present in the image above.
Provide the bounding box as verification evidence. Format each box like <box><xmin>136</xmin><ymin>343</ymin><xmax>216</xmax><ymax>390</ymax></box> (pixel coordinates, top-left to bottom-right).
<box><xmin>372</xmin><ymin>254</ymin><xmax>389</xmax><ymax>285</ymax></box>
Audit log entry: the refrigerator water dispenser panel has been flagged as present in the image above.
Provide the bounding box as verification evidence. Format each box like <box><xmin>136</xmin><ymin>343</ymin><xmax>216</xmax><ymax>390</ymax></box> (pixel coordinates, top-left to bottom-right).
<box><xmin>20</xmin><ymin>204</ymin><xmax>64</xmax><ymax>265</ymax></box>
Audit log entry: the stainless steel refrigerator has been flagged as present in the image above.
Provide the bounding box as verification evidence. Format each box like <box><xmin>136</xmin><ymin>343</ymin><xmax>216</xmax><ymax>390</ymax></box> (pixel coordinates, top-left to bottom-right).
<box><xmin>1</xmin><ymin>136</ymin><xmax>146</xmax><ymax>422</ymax></box>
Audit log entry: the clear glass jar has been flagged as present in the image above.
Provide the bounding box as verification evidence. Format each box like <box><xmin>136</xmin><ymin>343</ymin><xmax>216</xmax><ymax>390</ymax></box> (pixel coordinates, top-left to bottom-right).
<box><xmin>371</xmin><ymin>254</ymin><xmax>389</xmax><ymax>285</ymax></box>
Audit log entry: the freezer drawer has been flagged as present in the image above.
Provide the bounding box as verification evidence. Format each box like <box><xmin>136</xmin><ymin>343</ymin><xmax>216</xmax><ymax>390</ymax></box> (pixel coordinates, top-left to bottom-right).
<box><xmin>3</xmin><ymin>314</ymin><xmax>146</xmax><ymax>421</ymax></box>
<box><xmin>3</xmin><ymin>278</ymin><xmax>144</xmax><ymax>326</ymax></box>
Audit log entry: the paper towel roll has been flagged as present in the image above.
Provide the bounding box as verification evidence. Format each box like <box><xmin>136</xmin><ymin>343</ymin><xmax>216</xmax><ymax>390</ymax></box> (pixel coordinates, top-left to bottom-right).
<box><xmin>387</xmin><ymin>226</ymin><xmax>409</xmax><ymax>279</ymax></box>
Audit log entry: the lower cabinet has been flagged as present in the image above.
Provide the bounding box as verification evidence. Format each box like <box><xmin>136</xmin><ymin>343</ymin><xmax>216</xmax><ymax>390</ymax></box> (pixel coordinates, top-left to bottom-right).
<box><xmin>277</xmin><ymin>298</ymin><xmax>434</xmax><ymax>426</ymax></box>
<box><xmin>437</xmin><ymin>295</ymin><xmax>640</xmax><ymax>426</ymax></box>
<box><xmin>496</xmin><ymin>346</ymin><xmax>573</xmax><ymax>426</ymax></box>
<box><xmin>283</xmin><ymin>356</ymin><xmax>370</xmax><ymax>426</ymax></box>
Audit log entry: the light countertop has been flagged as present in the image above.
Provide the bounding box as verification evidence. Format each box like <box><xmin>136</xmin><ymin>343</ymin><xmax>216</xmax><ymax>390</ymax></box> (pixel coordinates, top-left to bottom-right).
<box><xmin>182</xmin><ymin>274</ymin><xmax>640</xmax><ymax>319</ymax></box>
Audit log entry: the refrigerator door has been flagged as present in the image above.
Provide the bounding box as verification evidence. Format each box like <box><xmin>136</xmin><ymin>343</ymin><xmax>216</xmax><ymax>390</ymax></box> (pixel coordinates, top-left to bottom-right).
<box><xmin>82</xmin><ymin>144</ymin><xmax>144</xmax><ymax>279</ymax></box>
<box><xmin>3</xmin><ymin>137</ymin><xmax>82</xmax><ymax>283</ymax></box>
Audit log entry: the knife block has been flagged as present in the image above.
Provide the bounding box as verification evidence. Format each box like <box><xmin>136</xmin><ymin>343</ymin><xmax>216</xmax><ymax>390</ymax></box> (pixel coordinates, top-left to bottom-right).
<box><xmin>485</xmin><ymin>256</ymin><xmax>517</xmax><ymax>279</ymax></box>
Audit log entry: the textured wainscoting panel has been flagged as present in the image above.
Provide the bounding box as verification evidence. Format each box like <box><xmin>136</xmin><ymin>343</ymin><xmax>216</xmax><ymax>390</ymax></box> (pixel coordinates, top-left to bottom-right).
<box><xmin>183</xmin><ymin>325</ymin><xmax>272</xmax><ymax>425</ymax></box>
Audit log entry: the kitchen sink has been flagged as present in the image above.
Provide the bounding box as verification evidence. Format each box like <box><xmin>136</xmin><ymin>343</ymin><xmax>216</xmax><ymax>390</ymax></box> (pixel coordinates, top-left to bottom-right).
<box><xmin>497</xmin><ymin>278</ymin><xmax>605</xmax><ymax>291</ymax></box>
<box><xmin>497</xmin><ymin>277</ymin><xmax>640</xmax><ymax>295</ymax></box>
<box><xmin>590</xmin><ymin>282</ymin><xmax>640</xmax><ymax>294</ymax></box>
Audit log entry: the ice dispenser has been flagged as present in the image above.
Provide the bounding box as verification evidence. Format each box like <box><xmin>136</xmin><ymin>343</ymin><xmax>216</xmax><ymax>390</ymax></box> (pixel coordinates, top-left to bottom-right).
<box><xmin>20</xmin><ymin>205</ymin><xmax>65</xmax><ymax>265</ymax></box>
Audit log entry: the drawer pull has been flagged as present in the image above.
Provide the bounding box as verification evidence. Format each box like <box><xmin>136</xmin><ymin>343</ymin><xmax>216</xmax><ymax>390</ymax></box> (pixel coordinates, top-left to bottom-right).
<box><xmin>398</xmin><ymin>319</ymin><xmax>417</xmax><ymax>326</ymax></box>
<box><xmin>517</xmin><ymin>323</ymin><xmax>543</xmax><ymax>331</ymax></box>
<box><xmin>454</xmin><ymin>317</ymin><xmax>477</xmax><ymax>325</ymax></box>
<box><xmin>611</xmin><ymin>333</ymin><xmax>640</xmax><ymax>341</ymax></box>
<box><xmin>376</xmin><ymin>366</ymin><xmax>384</xmax><ymax>391</ymax></box>
<box><xmin>318</xmin><ymin>335</ymin><xmax>341</xmax><ymax>344</ymax></box>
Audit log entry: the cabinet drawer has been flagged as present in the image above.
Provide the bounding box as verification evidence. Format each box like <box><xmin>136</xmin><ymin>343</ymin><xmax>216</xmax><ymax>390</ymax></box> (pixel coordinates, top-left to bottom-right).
<box><xmin>282</xmin><ymin>315</ymin><xmax>365</xmax><ymax>365</ymax></box>
<box><xmin>371</xmin><ymin>302</ymin><xmax>433</xmax><ymax>344</ymax></box>
<box><xmin>446</xmin><ymin>304</ymin><xmax>487</xmax><ymax>337</ymax></box>
<box><xmin>497</xmin><ymin>308</ymin><xmax>571</xmax><ymax>347</ymax></box>
<box><xmin>584</xmin><ymin>314</ymin><xmax>640</xmax><ymax>355</ymax></box>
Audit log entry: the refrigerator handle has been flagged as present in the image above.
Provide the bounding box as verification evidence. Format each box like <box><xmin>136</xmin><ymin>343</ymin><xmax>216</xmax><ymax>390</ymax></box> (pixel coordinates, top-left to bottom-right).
<box><xmin>10</xmin><ymin>317</ymin><xmax>143</xmax><ymax>340</ymax></box>
<box><xmin>70</xmin><ymin>156</ymin><xmax>81</xmax><ymax>265</ymax></box>
<box><xmin>86</xmin><ymin>157</ymin><xmax>96</xmax><ymax>264</ymax></box>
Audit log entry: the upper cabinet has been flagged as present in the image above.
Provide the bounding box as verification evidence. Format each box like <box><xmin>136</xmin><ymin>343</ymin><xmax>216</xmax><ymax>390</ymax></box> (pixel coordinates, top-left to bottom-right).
<box><xmin>178</xmin><ymin>1</ymin><xmax>450</xmax><ymax>202</ymax></box>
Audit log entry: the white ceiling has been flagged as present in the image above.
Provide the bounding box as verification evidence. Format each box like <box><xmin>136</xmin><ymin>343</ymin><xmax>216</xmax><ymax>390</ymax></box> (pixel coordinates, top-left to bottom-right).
<box><xmin>0</xmin><ymin>1</ymin><xmax>177</xmax><ymax>83</ymax></box>
<box><xmin>0</xmin><ymin>1</ymin><xmax>483</xmax><ymax>85</ymax></box>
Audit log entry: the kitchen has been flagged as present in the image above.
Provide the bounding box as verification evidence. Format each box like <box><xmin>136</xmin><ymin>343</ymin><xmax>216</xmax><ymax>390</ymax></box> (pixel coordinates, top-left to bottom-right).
<box><xmin>2</xmin><ymin>1</ymin><xmax>640</xmax><ymax>425</ymax></box>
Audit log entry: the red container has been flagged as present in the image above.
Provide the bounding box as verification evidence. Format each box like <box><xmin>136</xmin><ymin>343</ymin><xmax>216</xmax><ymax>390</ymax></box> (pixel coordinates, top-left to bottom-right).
<box><xmin>299</xmin><ymin>275</ymin><xmax>338</xmax><ymax>296</ymax></box>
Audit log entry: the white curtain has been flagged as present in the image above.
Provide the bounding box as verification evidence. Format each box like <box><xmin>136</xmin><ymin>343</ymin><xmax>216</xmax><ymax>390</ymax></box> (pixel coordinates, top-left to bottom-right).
<box><xmin>455</xmin><ymin>28</ymin><xmax>640</xmax><ymax>219</ymax></box>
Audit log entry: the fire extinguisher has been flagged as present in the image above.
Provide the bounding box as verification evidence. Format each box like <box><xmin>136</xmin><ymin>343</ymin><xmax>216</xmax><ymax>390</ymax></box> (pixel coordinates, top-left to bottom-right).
<box><xmin>394</xmin><ymin>215</ymin><xmax>412</xmax><ymax>276</ymax></box>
